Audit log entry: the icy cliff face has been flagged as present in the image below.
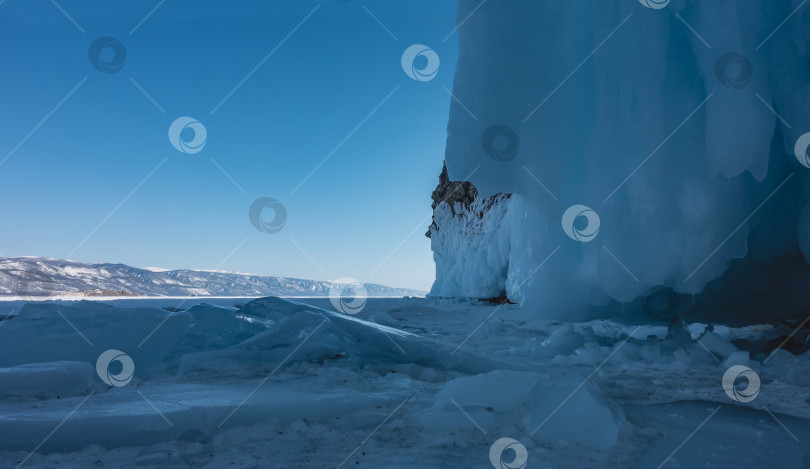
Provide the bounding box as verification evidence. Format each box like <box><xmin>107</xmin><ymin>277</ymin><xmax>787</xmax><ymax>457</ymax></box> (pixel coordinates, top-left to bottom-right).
<box><xmin>438</xmin><ymin>0</ymin><xmax>810</xmax><ymax>319</ymax></box>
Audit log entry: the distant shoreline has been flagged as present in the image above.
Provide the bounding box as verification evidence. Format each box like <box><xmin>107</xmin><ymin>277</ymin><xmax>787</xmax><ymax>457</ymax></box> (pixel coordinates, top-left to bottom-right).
<box><xmin>0</xmin><ymin>295</ymin><xmax>423</xmax><ymax>302</ymax></box>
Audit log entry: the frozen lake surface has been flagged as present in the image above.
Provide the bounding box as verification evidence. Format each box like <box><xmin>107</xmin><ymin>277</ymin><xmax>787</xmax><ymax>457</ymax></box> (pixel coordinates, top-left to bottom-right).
<box><xmin>0</xmin><ymin>296</ymin><xmax>808</xmax><ymax>468</ymax></box>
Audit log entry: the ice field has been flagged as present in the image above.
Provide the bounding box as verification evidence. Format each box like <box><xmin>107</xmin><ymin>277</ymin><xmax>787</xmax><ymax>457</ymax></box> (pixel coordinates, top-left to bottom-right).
<box><xmin>0</xmin><ymin>296</ymin><xmax>808</xmax><ymax>468</ymax></box>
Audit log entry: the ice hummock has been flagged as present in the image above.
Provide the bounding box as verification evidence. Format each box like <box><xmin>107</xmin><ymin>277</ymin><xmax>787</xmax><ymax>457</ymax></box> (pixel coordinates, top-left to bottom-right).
<box><xmin>439</xmin><ymin>0</ymin><xmax>810</xmax><ymax>320</ymax></box>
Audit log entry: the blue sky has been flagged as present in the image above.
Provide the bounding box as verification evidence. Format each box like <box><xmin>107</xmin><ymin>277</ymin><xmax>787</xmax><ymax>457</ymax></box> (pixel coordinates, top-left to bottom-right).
<box><xmin>0</xmin><ymin>0</ymin><xmax>458</xmax><ymax>291</ymax></box>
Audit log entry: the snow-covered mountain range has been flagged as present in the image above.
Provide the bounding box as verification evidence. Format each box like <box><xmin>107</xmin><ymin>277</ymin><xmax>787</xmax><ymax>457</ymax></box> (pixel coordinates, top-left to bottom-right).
<box><xmin>0</xmin><ymin>257</ymin><xmax>425</xmax><ymax>298</ymax></box>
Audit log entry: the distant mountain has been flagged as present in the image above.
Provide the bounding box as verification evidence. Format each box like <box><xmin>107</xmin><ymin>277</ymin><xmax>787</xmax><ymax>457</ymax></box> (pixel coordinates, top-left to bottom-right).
<box><xmin>0</xmin><ymin>257</ymin><xmax>425</xmax><ymax>299</ymax></box>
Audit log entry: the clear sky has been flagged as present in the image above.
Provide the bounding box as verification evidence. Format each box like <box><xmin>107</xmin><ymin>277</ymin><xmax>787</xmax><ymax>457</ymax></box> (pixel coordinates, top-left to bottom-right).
<box><xmin>0</xmin><ymin>0</ymin><xmax>459</xmax><ymax>291</ymax></box>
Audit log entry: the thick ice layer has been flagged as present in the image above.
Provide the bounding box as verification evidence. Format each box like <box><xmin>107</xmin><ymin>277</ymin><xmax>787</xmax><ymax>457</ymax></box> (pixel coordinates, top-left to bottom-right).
<box><xmin>442</xmin><ymin>0</ymin><xmax>810</xmax><ymax>319</ymax></box>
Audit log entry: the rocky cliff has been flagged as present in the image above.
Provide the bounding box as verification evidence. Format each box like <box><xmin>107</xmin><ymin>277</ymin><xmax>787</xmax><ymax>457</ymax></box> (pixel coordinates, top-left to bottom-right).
<box><xmin>426</xmin><ymin>162</ymin><xmax>511</xmax><ymax>299</ymax></box>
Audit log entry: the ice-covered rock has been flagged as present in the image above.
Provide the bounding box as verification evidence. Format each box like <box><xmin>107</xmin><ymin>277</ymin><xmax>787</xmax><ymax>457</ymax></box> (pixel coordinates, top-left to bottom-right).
<box><xmin>436</xmin><ymin>0</ymin><xmax>810</xmax><ymax>322</ymax></box>
<box><xmin>426</xmin><ymin>163</ymin><xmax>511</xmax><ymax>299</ymax></box>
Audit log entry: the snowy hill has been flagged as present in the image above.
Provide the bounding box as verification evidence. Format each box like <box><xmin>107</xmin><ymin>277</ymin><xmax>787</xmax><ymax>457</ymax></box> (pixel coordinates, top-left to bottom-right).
<box><xmin>0</xmin><ymin>257</ymin><xmax>425</xmax><ymax>298</ymax></box>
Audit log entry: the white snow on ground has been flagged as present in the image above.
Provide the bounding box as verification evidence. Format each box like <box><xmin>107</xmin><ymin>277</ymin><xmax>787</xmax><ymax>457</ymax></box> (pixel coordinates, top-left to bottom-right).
<box><xmin>0</xmin><ymin>297</ymin><xmax>808</xmax><ymax>468</ymax></box>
